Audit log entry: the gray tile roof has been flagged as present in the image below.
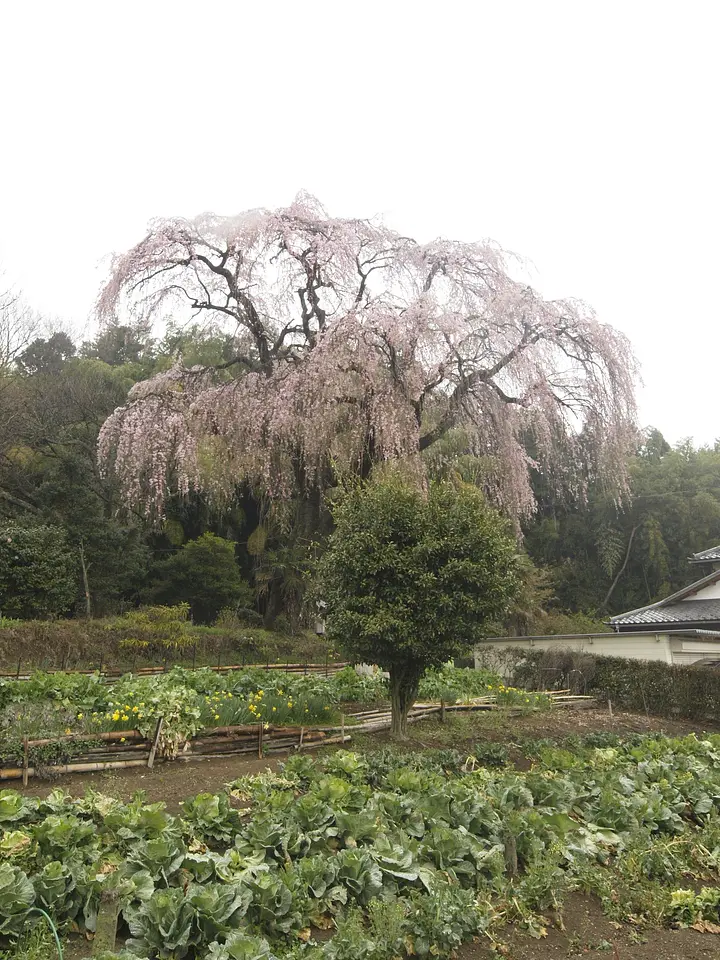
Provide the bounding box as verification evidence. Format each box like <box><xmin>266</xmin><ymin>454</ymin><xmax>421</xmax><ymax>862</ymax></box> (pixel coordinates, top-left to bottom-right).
<box><xmin>611</xmin><ymin>599</ymin><xmax>720</xmax><ymax>626</ymax></box>
<box><xmin>690</xmin><ymin>545</ymin><xmax>720</xmax><ymax>563</ymax></box>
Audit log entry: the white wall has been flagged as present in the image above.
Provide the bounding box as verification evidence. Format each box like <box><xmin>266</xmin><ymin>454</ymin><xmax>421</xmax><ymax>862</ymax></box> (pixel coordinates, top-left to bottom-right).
<box><xmin>684</xmin><ymin>580</ymin><xmax>720</xmax><ymax>600</ymax></box>
<box><xmin>475</xmin><ymin>633</ymin><xmax>673</xmax><ymax>674</ymax></box>
<box><xmin>477</xmin><ymin>633</ymin><xmax>720</xmax><ymax>674</ymax></box>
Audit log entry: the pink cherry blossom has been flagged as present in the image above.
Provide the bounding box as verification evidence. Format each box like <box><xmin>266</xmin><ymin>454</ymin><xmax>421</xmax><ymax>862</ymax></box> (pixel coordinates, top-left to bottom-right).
<box><xmin>97</xmin><ymin>193</ymin><xmax>638</xmax><ymax>519</ymax></box>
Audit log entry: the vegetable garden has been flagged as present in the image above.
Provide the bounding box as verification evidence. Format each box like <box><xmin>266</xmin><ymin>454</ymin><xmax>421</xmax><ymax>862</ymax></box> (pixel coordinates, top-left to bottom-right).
<box><xmin>5</xmin><ymin>730</ymin><xmax>720</xmax><ymax>959</ymax></box>
<box><xmin>0</xmin><ymin>666</ymin><xmax>557</xmax><ymax>781</ymax></box>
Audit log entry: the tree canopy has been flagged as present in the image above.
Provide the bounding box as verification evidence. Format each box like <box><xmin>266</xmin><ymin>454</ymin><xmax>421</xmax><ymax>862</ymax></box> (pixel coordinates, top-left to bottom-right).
<box><xmin>318</xmin><ymin>476</ymin><xmax>519</xmax><ymax>735</ymax></box>
<box><xmin>97</xmin><ymin>194</ymin><xmax>638</xmax><ymax>519</ymax></box>
<box><xmin>145</xmin><ymin>532</ymin><xmax>252</xmax><ymax>624</ymax></box>
<box><xmin>0</xmin><ymin>522</ymin><xmax>76</xmax><ymax>619</ymax></box>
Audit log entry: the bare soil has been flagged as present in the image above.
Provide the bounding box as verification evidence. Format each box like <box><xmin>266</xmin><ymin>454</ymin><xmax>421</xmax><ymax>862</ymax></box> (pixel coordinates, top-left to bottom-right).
<box><xmin>18</xmin><ymin>752</ymin><xmax>282</xmax><ymax>811</ymax></box>
<box><xmin>458</xmin><ymin>894</ymin><xmax>719</xmax><ymax>959</ymax></box>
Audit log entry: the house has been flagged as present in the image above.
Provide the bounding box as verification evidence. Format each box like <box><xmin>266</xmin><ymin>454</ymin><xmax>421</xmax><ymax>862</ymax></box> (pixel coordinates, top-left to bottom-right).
<box><xmin>476</xmin><ymin>544</ymin><xmax>720</xmax><ymax>670</ymax></box>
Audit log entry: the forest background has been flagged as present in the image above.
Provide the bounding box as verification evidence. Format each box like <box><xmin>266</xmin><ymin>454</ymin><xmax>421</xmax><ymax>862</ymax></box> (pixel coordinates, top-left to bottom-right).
<box><xmin>1</xmin><ymin>303</ymin><xmax>718</xmax><ymax>636</ymax></box>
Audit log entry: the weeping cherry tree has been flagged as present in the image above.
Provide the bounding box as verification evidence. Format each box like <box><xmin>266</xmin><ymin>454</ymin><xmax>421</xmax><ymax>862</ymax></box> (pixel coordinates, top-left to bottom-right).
<box><xmin>97</xmin><ymin>193</ymin><xmax>638</xmax><ymax>520</ymax></box>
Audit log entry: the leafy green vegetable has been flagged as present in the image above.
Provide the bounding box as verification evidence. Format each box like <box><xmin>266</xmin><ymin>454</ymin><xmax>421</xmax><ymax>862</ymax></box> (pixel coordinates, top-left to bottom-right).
<box><xmin>0</xmin><ymin>863</ymin><xmax>35</xmax><ymax>936</ymax></box>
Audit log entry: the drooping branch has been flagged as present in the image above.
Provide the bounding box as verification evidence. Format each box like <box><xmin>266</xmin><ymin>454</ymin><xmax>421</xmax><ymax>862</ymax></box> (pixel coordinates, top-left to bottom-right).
<box><xmin>97</xmin><ymin>193</ymin><xmax>638</xmax><ymax>520</ymax></box>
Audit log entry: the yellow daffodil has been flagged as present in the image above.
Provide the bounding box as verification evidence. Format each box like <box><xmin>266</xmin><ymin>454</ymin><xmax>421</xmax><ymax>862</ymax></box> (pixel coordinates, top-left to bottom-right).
<box><xmin>120</xmin><ymin>737</ymin><xmax>126</xmax><ymax>743</ymax></box>
<box><xmin>272</xmin><ymin>706</ymin><xmax>277</xmax><ymax>712</ymax></box>
<box><xmin>121</xmin><ymin>714</ymin><xmax>129</xmax><ymax>721</ymax></box>
<box><xmin>214</xmin><ymin>714</ymin><xmax>220</xmax><ymax>720</ymax></box>
<box><xmin>77</xmin><ymin>713</ymin><xmax>83</xmax><ymax>719</ymax></box>
<box><xmin>65</xmin><ymin>728</ymin><xmax>72</xmax><ymax>735</ymax></box>
<box><xmin>112</xmin><ymin>711</ymin><xmax>120</xmax><ymax>721</ymax></box>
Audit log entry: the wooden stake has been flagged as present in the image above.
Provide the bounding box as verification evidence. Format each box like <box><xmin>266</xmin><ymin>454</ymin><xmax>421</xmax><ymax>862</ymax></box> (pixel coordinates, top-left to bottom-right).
<box><xmin>608</xmin><ymin>699</ymin><xmax>613</xmax><ymax>718</ymax></box>
<box><xmin>147</xmin><ymin>717</ymin><xmax>164</xmax><ymax>769</ymax></box>
<box><xmin>298</xmin><ymin>727</ymin><xmax>304</xmax><ymax>750</ymax></box>
<box><xmin>440</xmin><ymin>700</ymin><xmax>446</xmax><ymax>723</ymax></box>
<box><xmin>22</xmin><ymin>737</ymin><xmax>29</xmax><ymax>787</ymax></box>
<box><xmin>341</xmin><ymin>712</ymin><xmax>345</xmax><ymax>743</ymax></box>
<box><xmin>258</xmin><ymin>722</ymin><xmax>263</xmax><ymax>759</ymax></box>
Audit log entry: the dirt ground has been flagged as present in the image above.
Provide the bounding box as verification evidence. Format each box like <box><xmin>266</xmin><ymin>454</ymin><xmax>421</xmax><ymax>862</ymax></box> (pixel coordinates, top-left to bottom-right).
<box><xmin>17</xmin><ymin>704</ymin><xmax>711</xmax><ymax>809</ymax></box>
<box><xmin>457</xmin><ymin>894</ymin><xmax>719</xmax><ymax>959</ymax></box>
<box><xmin>17</xmin><ymin>705</ymin><xmax>720</xmax><ymax>959</ymax></box>
<box><xmin>17</xmin><ymin>752</ymin><xmax>281</xmax><ymax>811</ymax></box>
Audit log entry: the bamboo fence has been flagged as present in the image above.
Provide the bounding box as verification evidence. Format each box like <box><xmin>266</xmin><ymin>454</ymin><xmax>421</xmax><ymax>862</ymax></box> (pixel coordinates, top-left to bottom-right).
<box><xmin>0</xmin><ymin>661</ymin><xmax>349</xmax><ymax>682</ymax></box>
<box><xmin>1</xmin><ymin>690</ymin><xmax>595</xmax><ymax>784</ymax></box>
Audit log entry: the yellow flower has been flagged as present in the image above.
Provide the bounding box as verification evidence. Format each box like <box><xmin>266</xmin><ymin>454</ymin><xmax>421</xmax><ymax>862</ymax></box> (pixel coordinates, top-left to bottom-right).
<box><xmin>272</xmin><ymin>706</ymin><xmax>277</xmax><ymax>712</ymax></box>
<box><xmin>137</xmin><ymin>713</ymin><xmax>143</xmax><ymax>719</ymax></box>
<box><xmin>120</xmin><ymin>737</ymin><xmax>126</xmax><ymax>743</ymax></box>
<box><xmin>65</xmin><ymin>728</ymin><xmax>72</xmax><ymax>735</ymax></box>
<box><xmin>132</xmin><ymin>706</ymin><xmax>139</xmax><ymax>713</ymax></box>
<box><xmin>112</xmin><ymin>711</ymin><xmax>120</xmax><ymax>721</ymax></box>
<box><xmin>77</xmin><ymin>713</ymin><xmax>83</xmax><ymax>719</ymax></box>
<box><xmin>214</xmin><ymin>714</ymin><xmax>220</xmax><ymax>720</ymax></box>
<box><xmin>125</xmin><ymin>705</ymin><xmax>131</xmax><ymax>710</ymax></box>
<box><xmin>121</xmin><ymin>714</ymin><xmax>129</xmax><ymax>721</ymax></box>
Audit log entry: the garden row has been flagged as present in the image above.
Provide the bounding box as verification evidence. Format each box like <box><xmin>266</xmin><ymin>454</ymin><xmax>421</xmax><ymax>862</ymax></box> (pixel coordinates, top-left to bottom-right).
<box><xmin>0</xmin><ymin>665</ymin><xmax>556</xmax><ymax>779</ymax></box>
<box><xmin>5</xmin><ymin>732</ymin><xmax>720</xmax><ymax>959</ymax></box>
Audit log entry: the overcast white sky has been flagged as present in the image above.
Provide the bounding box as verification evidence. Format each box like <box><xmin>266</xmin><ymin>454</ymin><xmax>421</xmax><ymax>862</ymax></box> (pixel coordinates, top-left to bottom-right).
<box><xmin>1</xmin><ymin>1</ymin><xmax>718</xmax><ymax>445</ymax></box>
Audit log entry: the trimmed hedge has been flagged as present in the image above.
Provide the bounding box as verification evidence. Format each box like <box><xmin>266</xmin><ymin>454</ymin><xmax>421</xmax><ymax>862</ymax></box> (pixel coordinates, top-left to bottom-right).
<box><xmin>504</xmin><ymin>647</ymin><xmax>720</xmax><ymax>724</ymax></box>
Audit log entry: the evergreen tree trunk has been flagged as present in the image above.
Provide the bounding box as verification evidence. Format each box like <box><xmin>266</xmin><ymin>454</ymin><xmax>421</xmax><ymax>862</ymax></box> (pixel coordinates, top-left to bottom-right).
<box><xmin>389</xmin><ymin>665</ymin><xmax>421</xmax><ymax>738</ymax></box>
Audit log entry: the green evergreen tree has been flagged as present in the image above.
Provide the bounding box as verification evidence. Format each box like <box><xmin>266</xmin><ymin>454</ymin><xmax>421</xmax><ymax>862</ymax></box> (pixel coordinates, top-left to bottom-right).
<box><xmin>0</xmin><ymin>522</ymin><xmax>76</xmax><ymax>619</ymax></box>
<box><xmin>319</xmin><ymin>476</ymin><xmax>519</xmax><ymax>736</ymax></box>
<box><xmin>145</xmin><ymin>533</ymin><xmax>252</xmax><ymax>624</ymax></box>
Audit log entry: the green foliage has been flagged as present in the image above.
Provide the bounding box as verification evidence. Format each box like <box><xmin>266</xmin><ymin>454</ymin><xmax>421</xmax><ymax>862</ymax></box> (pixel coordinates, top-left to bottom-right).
<box><xmin>0</xmin><ymin>863</ymin><xmax>35</xmax><ymax>935</ymax></box>
<box><xmin>523</xmin><ymin>432</ymin><xmax>720</xmax><ymax>616</ymax></box>
<box><xmin>418</xmin><ymin>665</ymin><xmax>500</xmax><ymax>703</ymax></box>
<box><xmin>111</xmin><ymin>603</ymin><xmax>194</xmax><ymax>654</ymax></box>
<box><xmin>0</xmin><ymin>523</ymin><xmax>76</xmax><ymax>620</ymax></box>
<box><xmin>5</xmin><ymin>733</ymin><xmax>720</xmax><ymax>956</ymax></box>
<box><xmin>510</xmin><ymin>647</ymin><xmax>720</xmax><ymax>723</ymax></box>
<box><xmin>145</xmin><ymin>534</ymin><xmax>253</xmax><ymax>625</ymax></box>
<box><xmin>471</xmin><ymin>742</ymin><xmax>510</xmax><ymax>768</ymax></box>
<box><xmin>319</xmin><ymin>476</ymin><xmax>519</xmax><ymax>733</ymax></box>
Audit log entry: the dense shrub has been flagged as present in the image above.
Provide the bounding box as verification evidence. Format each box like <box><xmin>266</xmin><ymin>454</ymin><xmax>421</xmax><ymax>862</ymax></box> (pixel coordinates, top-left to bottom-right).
<box><xmin>505</xmin><ymin>647</ymin><xmax>720</xmax><ymax>723</ymax></box>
